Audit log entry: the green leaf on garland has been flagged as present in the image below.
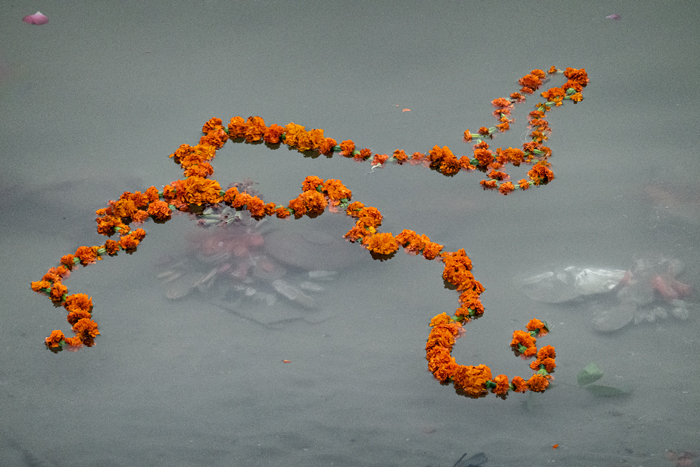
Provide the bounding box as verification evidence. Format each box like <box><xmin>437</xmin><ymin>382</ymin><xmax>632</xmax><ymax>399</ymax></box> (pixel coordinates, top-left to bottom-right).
<box><xmin>577</xmin><ymin>362</ymin><xmax>604</xmax><ymax>386</ymax></box>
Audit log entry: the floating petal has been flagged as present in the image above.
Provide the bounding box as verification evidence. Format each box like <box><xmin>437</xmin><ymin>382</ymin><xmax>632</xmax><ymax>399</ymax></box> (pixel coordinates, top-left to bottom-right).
<box><xmin>606</xmin><ymin>14</ymin><xmax>621</xmax><ymax>21</ymax></box>
<box><xmin>23</xmin><ymin>11</ymin><xmax>49</xmax><ymax>25</ymax></box>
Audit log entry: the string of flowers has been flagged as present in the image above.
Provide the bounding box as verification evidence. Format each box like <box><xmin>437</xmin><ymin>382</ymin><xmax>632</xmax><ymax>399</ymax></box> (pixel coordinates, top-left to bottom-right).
<box><xmin>31</xmin><ymin>66</ymin><xmax>586</xmax><ymax>398</ymax></box>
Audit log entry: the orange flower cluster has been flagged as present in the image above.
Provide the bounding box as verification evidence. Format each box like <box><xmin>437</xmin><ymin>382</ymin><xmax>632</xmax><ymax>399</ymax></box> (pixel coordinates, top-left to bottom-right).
<box><xmin>424</xmin><ymin>248</ymin><xmax>556</xmax><ymax>398</ymax></box>
<box><xmin>427</xmin><ymin>312</ymin><xmax>555</xmax><ymax>398</ymax></box>
<box><xmin>32</xmin><ymin>66</ymin><xmax>570</xmax><ymax>402</ymax></box>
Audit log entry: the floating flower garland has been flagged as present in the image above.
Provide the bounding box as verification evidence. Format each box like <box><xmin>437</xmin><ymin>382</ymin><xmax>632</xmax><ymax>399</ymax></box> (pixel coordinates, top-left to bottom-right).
<box><xmin>31</xmin><ymin>66</ymin><xmax>589</xmax><ymax>399</ymax></box>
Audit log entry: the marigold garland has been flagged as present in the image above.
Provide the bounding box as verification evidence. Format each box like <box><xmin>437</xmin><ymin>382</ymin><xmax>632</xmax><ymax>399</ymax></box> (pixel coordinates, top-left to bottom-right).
<box><xmin>31</xmin><ymin>66</ymin><xmax>586</xmax><ymax>397</ymax></box>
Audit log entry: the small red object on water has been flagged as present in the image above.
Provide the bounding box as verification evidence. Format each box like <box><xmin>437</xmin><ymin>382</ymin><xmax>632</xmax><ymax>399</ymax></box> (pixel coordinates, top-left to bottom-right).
<box><xmin>23</xmin><ymin>11</ymin><xmax>49</xmax><ymax>25</ymax></box>
<box><xmin>552</xmin><ymin>444</ymin><xmax>559</xmax><ymax>449</ymax></box>
<box><xmin>282</xmin><ymin>360</ymin><xmax>291</xmax><ymax>363</ymax></box>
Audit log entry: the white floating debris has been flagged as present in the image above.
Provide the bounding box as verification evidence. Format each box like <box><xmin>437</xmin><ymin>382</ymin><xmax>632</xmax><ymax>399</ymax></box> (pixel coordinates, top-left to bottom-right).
<box><xmin>308</xmin><ymin>270</ymin><xmax>337</xmax><ymax>280</ymax></box>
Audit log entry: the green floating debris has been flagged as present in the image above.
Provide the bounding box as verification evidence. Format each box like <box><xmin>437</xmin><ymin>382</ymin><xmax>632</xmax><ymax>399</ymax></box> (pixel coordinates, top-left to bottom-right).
<box><xmin>584</xmin><ymin>384</ymin><xmax>632</xmax><ymax>397</ymax></box>
<box><xmin>577</xmin><ymin>362</ymin><xmax>604</xmax><ymax>386</ymax></box>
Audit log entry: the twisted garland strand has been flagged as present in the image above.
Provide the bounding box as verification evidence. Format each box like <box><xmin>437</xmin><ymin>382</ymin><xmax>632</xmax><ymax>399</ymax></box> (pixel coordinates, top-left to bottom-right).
<box><xmin>31</xmin><ymin>66</ymin><xmax>588</xmax><ymax>399</ymax></box>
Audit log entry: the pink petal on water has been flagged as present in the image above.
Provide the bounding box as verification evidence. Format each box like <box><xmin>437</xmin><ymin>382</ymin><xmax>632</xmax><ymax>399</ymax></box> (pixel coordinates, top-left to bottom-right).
<box><xmin>606</xmin><ymin>14</ymin><xmax>621</xmax><ymax>21</ymax></box>
<box><xmin>23</xmin><ymin>12</ymin><xmax>49</xmax><ymax>25</ymax></box>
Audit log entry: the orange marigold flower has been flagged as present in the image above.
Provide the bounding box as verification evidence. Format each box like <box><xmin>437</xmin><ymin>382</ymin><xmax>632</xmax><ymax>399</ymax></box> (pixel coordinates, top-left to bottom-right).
<box><xmin>43</xmin><ymin>271</ymin><xmax>61</xmax><ymax>283</ymax></box>
<box><xmin>433</xmin><ymin>361</ymin><xmax>459</xmax><ymax>383</ymax></box>
<box><xmin>458</xmin><ymin>289</ymin><xmax>484</xmax><ymax>309</ymax></box>
<box><xmin>355</xmin><ymin>206</ymin><xmax>383</xmax><ymax>229</ymax></box>
<box><xmin>364</xmin><ymin>232</ymin><xmax>399</xmax><ymax>255</ymax></box>
<box><xmin>263</xmin><ymin>124</ymin><xmax>286</xmax><ymax>144</ymax></box>
<box><xmin>289</xmin><ymin>191</ymin><xmax>327</xmax><ymax>218</ymax></box>
<box><xmin>356</xmin><ymin>148</ymin><xmax>372</xmax><ymax>161</ymax></box>
<box><xmin>473</xmin><ymin>148</ymin><xmax>494</xmax><ymax>166</ymax></box>
<box><xmin>510</xmin><ymin>92</ymin><xmax>526</xmax><ymax>103</ymax></box>
<box><xmin>427</xmin><ymin>349</ymin><xmax>456</xmax><ymax>378</ymax></box>
<box><xmin>537</xmin><ymin>345</ymin><xmax>556</xmax><ymax>360</ymax></box>
<box><xmin>131</xmin><ymin>210</ymin><xmax>149</xmax><ymax>223</ymax></box>
<box><xmin>463</xmin><ymin>130</ymin><xmax>473</xmax><ymax>142</ymax></box>
<box><xmin>492</xmin><ymin>374</ymin><xmax>510</xmax><ymax>396</ymax></box>
<box><xmin>453</xmin><ymin>364</ymin><xmax>493</xmax><ymax>398</ymax></box>
<box><xmin>319</xmin><ymin>138</ymin><xmax>337</xmax><ymax>156</ymax></box>
<box><xmin>307</xmin><ymin>128</ymin><xmax>325</xmax><ymax>150</ymax></box>
<box><xmin>181</xmin><ymin>176</ymin><xmax>223</xmax><ymax>206</ymax></box>
<box><xmin>339</xmin><ymin>140</ymin><xmax>355</xmax><ymax>157</ymax></box>
<box><xmin>492</xmin><ymin>97</ymin><xmax>512</xmax><ymax>109</ymax></box>
<box><xmin>528</xmin><ymin>162</ymin><xmax>554</xmax><ymax>185</ymax></box>
<box><xmin>302</xmin><ymin>176</ymin><xmax>325</xmax><ymax>192</ymax></box>
<box><xmin>343</xmin><ymin>225</ymin><xmax>365</xmax><ymax>242</ymax></box>
<box><xmin>247</xmin><ymin>196</ymin><xmax>266</xmax><ymax>218</ymax></box>
<box><xmin>499</xmin><ymin>181</ymin><xmax>515</xmax><ymax>195</ymax></box>
<box><xmin>199</xmin><ymin>128</ymin><xmax>228</xmax><ymax>149</ymax></box>
<box><xmin>67</xmin><ymin>309</ymin><xmax>92</xmax><ymax>326</ymax></box>
<box><xmin>223</xmin><ymin>186</ymin><xmax>240</xmax><ymax>205</ymax></box>
<box><xmin>526</xmin><ymin>318</ymin><xmax>547</xmax><ymax>334</ymax></box>
<box><xmin>96</xmin><ymin>216</ymin><xmax>122</xmax><ymax>236</ymax></box>
<box><xmin>503</xmin><ymin>147</ymin><xmax>525</xmax><ymax>166</ymax></box>
<box><xmin>275</xmin><ymin>207</ymin><xmax>291</xmax><ymax>219</ymax></box>
<box><xmin>119</xmin><ymin>235</ymin><xmax>140</xmax><ymax>250</ymax></box>
<box><xmin>564</xmin><ymin>67</ymin><xmax>589</xmax><ymax>87</ymax></box>
<box><xmin>75</xmin><ymin>246</ymin><xmax>97</xmax><ymax>265</ymax></box>
<box><xmin>284</xmin><ymin>122</ymin><xmax>308</xmax><ymax>149</ymax></box>
<box><xmin>346</xmin><ymin>201</ymin><xmax>365</xmax><ymax>217</ymax></box>
<box><xmin>60</xmin><ymin>254</ymin><xmax>77</xmax><ymax>269</ymax></box>
<box><xmin>104</xmin><ymin>239</ymin><xmax>119</xmax><ymax>255</ymax></box>
<box><xmin>50</xmin><ymin>266</ymin><xmax>71</xmax><ymax>279</ymax></box>
<box><xmin>429</xmin><ymin>313</ymin><xmax>452</xmax><ymax>327</ymax></box>
<box><xmin>231</xmin><ymin>193</ymin><xmax>253</xmax><ymax>209</ymax></box>
<box><xmin>396</xmin><ymin>229</ymin><xmax>423</xmax><ymax>251</ymax></box>
<box><xmin>64</xmin><ymin>293</ymin><xmax>92</xmax><ymax>313</ymax></box>
<box><xmin>183</xmin><ymin>162</ymin><xmax>214</xmax><ymax>178</ymax></box>
<box><xmin>31</xmin><ymin>280</ymin><xmax>51</xmax><ymax>292</ymax></box>
<box><xmin>45</xmin><ymin>330</ymin><xmax>65</xmax><ymax>348</ymax></box>
<box><xmin>539</xmin><ymin>357</ymin><xmax>556</xmax><ymax>372</ymax></box>
<box><xmin>511</xmin><ymin>376</ymin><xmax>528</xmax><ymax>393</ymax></box>
<box><xmin>519</xmin><ymin>76</ymin><xmax>541</xmax><ymax>94</ymax></box>
<box><xmin>244</xmin><ymin>116</ymin><xmax>267</xmax><ymax>142</ymax></box>
<box><xmin>518</xmin><ymin>179</ymin><xmax>530</xmax><ymax>190</ymax></box>
<box><xmin>50</xmin><ymin>282</ymin><xmax>67</xmax><ymax>302</ymax></box>
<box><xmin>426</xmin><ymin>327</ymin><xmax>456</xmax><ymax>350</ymax></box>
<box><xmin>541</xmin><ymin>86</ymin><xmax>567</xmax><ymax>101</ymax></box>
<box><xmin>440</xmin><ymin>155</ymin><xmax>461</xmax><ymax>175</ymax></box>
<box><xmin>526</xmin><ymin>374</ymin><xmax>550</xmax><ymax>393</ymax></box>
<box><xmin>488</xmin><ymin>170</ymin><xmax>508</xmax><ymax>180</ymax></box>
<box><xmin>442</xmin><ymin>248</ymin><xmax>473</xmax><ymax>270</ymax></box>
<box><xmin>323</xmin><ymin>179</ymin><xmax>352</xmax><ymax>201</ymax></box>
<box><xmin>202</xmin><ymin>117</ymin><xmax>223</xmax><ymax>133</ymax></box>
<box><xmin>72</xmin><ymin>318</ymin><xmax>100</xmax><ymax>340</ymax></box>
<box><xmin>228</xmin><ymin>116</ymin><xmax>246</xmax><ymax>138</ymax></box>
<box><xmin>428</xmin><ymin>145</ymin><xmax>446</xmax><ymax>163</ymax></box>
<box><xmin>495</xmin><ymin>121</ymin><xmax>510</xmax><ymax>132</ymax></box>
<box><xmin>147</xmin><ymin>200</ymin><xmax>172</xmax><ymax>221</ymax></box>
<box><xmin>392</xmin><ymin>149</ymin><xmax>408</xmax><ymax>163</ymax></box>
<box><xmin>264</xmin><ymin>202</ymin><xmax>277</xmax><ymax>216</ymax></box>
<box><xmin>478</xmin><ymin>127</ymin><xmax>491</xmax><ymax>137</ymax></box>
<box><xmin>511</xmin><ymin>330</ymin><xmax>536</xmax><ymax>349</ymax></box>
<box><xmin>371</xmin><ymin>153</ymin><xmax>389</xmax><ymax>166</ymax></box>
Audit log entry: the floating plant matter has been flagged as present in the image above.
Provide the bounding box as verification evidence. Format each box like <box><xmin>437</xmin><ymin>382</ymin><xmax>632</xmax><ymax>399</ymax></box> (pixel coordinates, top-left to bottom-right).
<box><xmin>31</xmin><ymin>66</ymin><xmax>590</xmax><ymax>399</ymax></box>
<box><xmin>517</xmin><ymin>254</ymin><xmax>695</xmax><ymax>332</ymax></box>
